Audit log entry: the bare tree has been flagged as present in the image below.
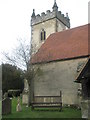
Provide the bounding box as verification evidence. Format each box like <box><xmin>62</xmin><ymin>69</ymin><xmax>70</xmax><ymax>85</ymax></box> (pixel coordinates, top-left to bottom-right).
<box><xmin>2</xmin><ymin>38</ymin><xmax>30</xmax><ymax>71</ymax></box>
<box><xmin>2</xmin><ymin>38</ymin><xmax>31</xmax><ymax>105</ymax></box>
<box><xmin>2</xmin><ymin>38</ymin><xmax>43</xmax><ymax>106</ymax></box>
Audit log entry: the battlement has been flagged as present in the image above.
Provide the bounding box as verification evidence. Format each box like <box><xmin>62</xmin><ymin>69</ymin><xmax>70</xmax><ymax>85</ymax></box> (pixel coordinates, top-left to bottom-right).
<box><xmin>31</xmin><ymin>9</ymin><xmax>70</xmax><ymax>28</ymax></box>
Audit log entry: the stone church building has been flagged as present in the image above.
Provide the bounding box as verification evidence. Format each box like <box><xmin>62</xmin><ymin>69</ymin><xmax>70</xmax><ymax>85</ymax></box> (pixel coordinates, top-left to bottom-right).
<box><xmin>29</xmin><ymin>1</ymin><xmax>89</xmax><ymax>106</ymax></box>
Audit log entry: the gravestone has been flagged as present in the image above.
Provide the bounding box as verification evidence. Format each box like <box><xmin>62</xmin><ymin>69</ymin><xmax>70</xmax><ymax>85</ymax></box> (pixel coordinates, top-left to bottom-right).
<box><xmin>16</xmin><ymin>97</ymin><xmax>22</xmax><ymax>112</ymax></box>
<box><xmin>2</xmin><ymin>97</ymin><xmax>11</xmax><ymax>115</ymax></box>
<box><xmin>22</xmin><ymin>79</ymin><xmax>29</xmax><ymax>104</ymax></box>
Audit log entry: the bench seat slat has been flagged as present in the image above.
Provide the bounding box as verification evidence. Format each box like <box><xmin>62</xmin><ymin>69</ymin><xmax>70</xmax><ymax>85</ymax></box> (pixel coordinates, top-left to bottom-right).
<box><xmin>32</xmin><ymin>105</ymin><xmax>61</xmax><ymax>107</ymax></box>
<box><xmin>31</xmin><ymin>102</ymin><xmax>62</xmax><ymax>104</ymax></box>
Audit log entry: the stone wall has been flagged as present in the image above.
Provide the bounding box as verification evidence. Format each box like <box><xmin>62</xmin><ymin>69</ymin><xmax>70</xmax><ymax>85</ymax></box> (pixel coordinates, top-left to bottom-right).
<box><xmin>31</xmin><ymin>8</ymin><xmax>70</xmax><ymax>54</ymax></box>
<box><xmin>31</xmin><ymin>18</ymin><xmax>67</xmax><ymax>54</ymax></box>
<box><xmin>31</xmin><ymin>10</ymin><xmax>70</xmax><ymax>27</ymax></box>
<box><xmin>33</xmin><ymin>58</ymin><xmax>88</xmax><ymax>105</ymax></box>
<box><xmin>81</xmin><ymin>100</ymin><xmax>90</xmax><ymax>119</ymax></box>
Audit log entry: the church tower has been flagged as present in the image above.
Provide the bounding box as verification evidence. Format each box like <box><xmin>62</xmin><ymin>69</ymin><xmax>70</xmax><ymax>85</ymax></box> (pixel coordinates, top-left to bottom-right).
<box><xmin>31</xmin><ymin>0</ymin><xmax>70</xmax><ymax>54</ymax></box>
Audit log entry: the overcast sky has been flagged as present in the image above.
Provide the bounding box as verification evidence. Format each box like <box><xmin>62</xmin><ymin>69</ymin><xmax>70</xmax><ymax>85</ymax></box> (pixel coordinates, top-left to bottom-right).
<box><xmin>0</xmin><ymin>0</ymin><xmax>89</xmax><ymax>64</ymax></box>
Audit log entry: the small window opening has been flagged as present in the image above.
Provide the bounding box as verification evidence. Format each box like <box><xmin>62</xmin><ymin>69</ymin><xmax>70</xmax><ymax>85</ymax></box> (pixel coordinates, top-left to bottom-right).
<box><xmin>41</xmin><ymin>29</ymin><xmax>46</xmax><ymax>41</ymax></box>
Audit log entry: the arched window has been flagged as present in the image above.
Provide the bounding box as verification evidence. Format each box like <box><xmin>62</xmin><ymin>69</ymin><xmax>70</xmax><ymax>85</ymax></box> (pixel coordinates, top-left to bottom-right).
<box><xmin>41</xmin><ymin>29</ymin><xmax>46</xmax><ymax>41</ymax></box>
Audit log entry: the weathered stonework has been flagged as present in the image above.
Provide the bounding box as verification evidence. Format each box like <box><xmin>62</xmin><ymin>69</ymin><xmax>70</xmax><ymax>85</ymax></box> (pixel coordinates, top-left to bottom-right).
<box><xmin>2</xmin><ymin>98</ymin><xmax>11</xmax><ymax>115</ymax></box>
<box><xmin>32</xmin><ymin>58</ymin><xmax>88</xmax><ymax>105</ymax></box>
<box><xmin>22</xmin><ymin>91</ymin><xmax>29</xmax><ymax>105</ymax></box>
<box><xmin>81</xmin><ymin>100</ymin><xmax>90</xmax><ymax>119</ymax></box>
<box><xmin>31</xmin><ymin>2</ymin><xmax>70</xmax><ymax>54</ymax></box>
<box><xmin>22</xmin><ymin>79</ymin><xmax>29</xmax><ymax>105</ymax></box>
<box><xmin>31</xmin><ymin>10</ymin><xmax>70</xmax><ymax>28</ymax></box>
<box><xmin>31</xmin><ymin>18</ymin><xmax>66</xmax><ymax>54</ymax></box>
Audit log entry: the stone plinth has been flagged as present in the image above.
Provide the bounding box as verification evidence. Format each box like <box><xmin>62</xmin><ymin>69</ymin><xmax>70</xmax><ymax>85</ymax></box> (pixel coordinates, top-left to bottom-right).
<box><xmin>22</xmin><ymin>79</ymin><xmax>29</xmax><ymax>105</ymax></box>
<box><xmin>22</xmin><ymin>91</ymin><xmax>29</xmax><ymax>105</ymax></box>
<box><xmin>81</xmin><ymin>100</ymin><xmax>90</xmax><ymax>119</ymax></box>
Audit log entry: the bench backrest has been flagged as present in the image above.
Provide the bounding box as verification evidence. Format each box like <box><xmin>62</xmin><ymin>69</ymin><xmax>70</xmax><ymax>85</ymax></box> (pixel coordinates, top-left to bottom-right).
<box><xmin>33</xmin><ymin>91</ymin><xmax>62</xmax><ymax>103</ymax></box>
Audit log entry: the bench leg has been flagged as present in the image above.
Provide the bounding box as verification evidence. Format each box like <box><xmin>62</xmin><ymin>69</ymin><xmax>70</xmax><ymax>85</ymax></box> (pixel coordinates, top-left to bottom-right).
<box><xmin>60</xmin><ymin>105</ymin><xmax>62</xmax><ymax>111</ymax></box>
<box><xmin>59</xmin><ymin>107</ymin><xmax>62</xmax><ymax>112</ymax></box>
<box><xmin>31</xmin><ymin>106</ymin><xmax>34</xmax><ymax>111</ymax></box>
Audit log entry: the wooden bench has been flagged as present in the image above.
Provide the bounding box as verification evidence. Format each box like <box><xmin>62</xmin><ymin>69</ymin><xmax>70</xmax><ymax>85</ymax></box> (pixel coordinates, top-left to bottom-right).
<box><xmin>31</xmin><ymin>91</ymin><xmax>62</xmax><ymax>111</ymax></box>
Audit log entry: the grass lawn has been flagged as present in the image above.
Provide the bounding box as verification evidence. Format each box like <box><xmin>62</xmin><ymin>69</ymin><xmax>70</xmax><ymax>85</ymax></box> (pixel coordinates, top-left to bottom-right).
<box><xmin>3</xmin><ymin>97</ymin><xmax>82</xmax><ymax>118</ymax></box>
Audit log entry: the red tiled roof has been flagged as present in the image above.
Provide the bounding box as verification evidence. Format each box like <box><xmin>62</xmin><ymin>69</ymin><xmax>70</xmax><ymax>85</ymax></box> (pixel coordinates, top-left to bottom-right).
<box><xmin>31</xmin><ymin>24</ymin><xmax>90</xmax><ymax>64</ymax></box>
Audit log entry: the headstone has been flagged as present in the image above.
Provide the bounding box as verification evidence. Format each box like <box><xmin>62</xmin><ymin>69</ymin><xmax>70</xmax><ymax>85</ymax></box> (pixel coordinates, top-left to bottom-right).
<box><xmin>2</xmin><ymin>97</ymin><xmax>11</xmax><ymax>115</ymax></box>
<box><xmin>16</xmin><ymin>97</ymin><xmax>22</xmax><ymax>112</ymax></box>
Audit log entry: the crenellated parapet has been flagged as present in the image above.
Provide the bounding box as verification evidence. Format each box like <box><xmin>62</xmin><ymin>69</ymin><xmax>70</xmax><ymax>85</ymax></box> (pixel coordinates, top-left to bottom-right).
<box><xmin>30</xmin><ymin>1</ymin><xmax>71</xmax><ymax>55</ymax></box>
<box><xmin>31</xmin><ymin>8</ymin><xmax>70</xmax><ymax>28</ymax></box>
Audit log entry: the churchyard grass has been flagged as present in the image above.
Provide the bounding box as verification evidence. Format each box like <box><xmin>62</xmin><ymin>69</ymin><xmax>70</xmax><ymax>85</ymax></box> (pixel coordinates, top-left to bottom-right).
<box><xmin>3</xmin><ymin>97</ymin><xmax>82</xmax><ymax>118</ymax></box>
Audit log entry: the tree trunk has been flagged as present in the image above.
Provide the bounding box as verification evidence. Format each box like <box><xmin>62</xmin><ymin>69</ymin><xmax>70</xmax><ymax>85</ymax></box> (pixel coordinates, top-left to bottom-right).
<box><xmin>28</xmin><ymin>79</ymin><xmax>34</xmax><ymax>107</ymax></box>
